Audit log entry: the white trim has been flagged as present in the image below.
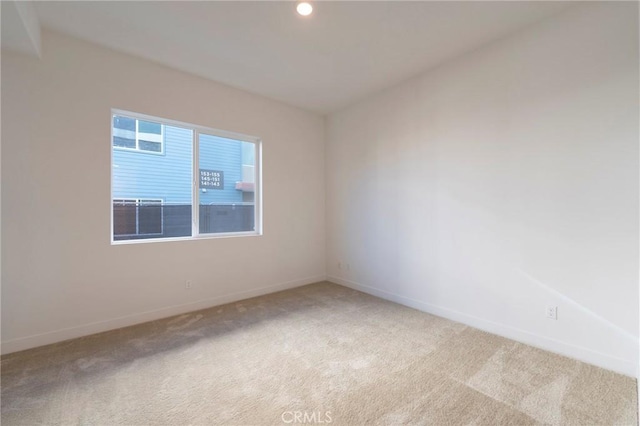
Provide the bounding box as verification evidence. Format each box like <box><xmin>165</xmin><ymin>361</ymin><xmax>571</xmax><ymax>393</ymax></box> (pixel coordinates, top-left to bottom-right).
<box><xmin>1</xmin><ymin>274</ymin><xmax>327</xmax><ymax>355</ymax></box>
<box><xmin>110</xmin><ymin>112</ymin><xmax>115</xmax><ymax>245</ymax></box>
<box><xmin>327</xmin><ymin>275</ymin><xmax>638</xmax><ymax>378</ymax></box>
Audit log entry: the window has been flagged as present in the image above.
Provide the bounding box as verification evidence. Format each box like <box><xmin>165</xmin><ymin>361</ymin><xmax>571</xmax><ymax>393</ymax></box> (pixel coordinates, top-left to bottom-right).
<box><xmin>111</xmin><ymin>110</ymin><xmax>261</xmax><ymax>243</ymax></box>
<box><xmin>113</xmin><ymin>116</ymin><xmax>164</xmax><ymax>153</ymax></box>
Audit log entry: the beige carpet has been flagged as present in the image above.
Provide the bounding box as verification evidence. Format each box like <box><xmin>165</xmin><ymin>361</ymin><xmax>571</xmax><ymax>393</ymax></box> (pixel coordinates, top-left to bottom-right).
<box><xmin>1</xmin><ymin>282</ymin><xmax>637</xmax><ymax>425</ymax></box>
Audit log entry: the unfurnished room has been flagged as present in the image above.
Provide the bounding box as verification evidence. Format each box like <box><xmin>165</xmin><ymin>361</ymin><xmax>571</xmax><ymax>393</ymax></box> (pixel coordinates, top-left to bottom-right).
<box><xmin>1</xmin><ymin>1</ymin><xmax>639</xmax><ymax>425</ymax></box>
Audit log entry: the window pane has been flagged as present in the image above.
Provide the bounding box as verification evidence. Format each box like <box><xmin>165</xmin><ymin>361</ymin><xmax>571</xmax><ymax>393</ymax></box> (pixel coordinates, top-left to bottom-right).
<box><xmin>198</xmin><ymin>134</ymin><xmax>255</xmax><ymax>234</ymax></box>
<box><xmin>139</xmin><ymin>140</ymin><xmax>162</xmax><ymax>152</ymax></box>
<box><xmin>113</xmin><ymin>136</ymin><xmax>136</xmax><ymax>149</ymax></box>
<box><xmin>138</xmin><ymin>120</ymin><xmax>162</xmax><ymax>135</ymax></box>
<box><xmin>113</xmin><ymin>116</ymin><xmax>135</xmax><ymax>131</ymax></box>
<box><xmin>138</xmin><ymin>201</ymin><xmax>162</xmax><ymax>234</ymax></box>
<box><xmin>113</xmin><ymin>200</ymin><xmax>137</xmax><ymax>235</ymax></box>
<box><xmin>112</xmin><ymin>116</ymin><xmax>193</xmax><ymax>241</ymax></box>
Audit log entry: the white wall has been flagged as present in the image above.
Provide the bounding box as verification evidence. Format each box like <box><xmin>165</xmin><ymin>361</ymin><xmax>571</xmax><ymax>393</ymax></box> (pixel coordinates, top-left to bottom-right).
<box><xmin>1</xmin><ymin>30</ymin><xmax>326</xmax><ymax>353</ymax></box>
<box><xmin>326</xmin><ymin>2</ymin><xmax>639</xmax><ymax>376</ymax></box>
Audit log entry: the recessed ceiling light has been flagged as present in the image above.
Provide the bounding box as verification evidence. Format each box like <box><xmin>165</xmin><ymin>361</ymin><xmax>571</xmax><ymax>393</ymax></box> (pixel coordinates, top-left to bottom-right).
<box><xmin>296</xmin><ymin>2</ymin><xmax>313</xmax><ymax>16</ymax></box>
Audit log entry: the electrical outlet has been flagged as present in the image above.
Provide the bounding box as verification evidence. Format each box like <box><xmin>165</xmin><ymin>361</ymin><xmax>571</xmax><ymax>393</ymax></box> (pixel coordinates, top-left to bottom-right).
<box><xmin>185</xmin><ymin>280</ymin><xmax>193</xmax><ymax>290</ymax></box>
<box><xmin>546</xmin><ymin>305</ymin><xmax>557</xmax><ymax>320</ymax></box>
<box><xmin>338</xmin><ymin>262</ymin><xmax>342</xmax><ymax>270</ymax></box>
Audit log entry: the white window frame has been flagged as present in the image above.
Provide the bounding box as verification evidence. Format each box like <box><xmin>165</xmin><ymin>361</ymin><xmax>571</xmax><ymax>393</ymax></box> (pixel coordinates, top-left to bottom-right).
<box><xmin>113</xmin><ymin>198</ymin><xmax>164</xmax><ymax>237</ymax></box>
<box><xmin>113</xmin><ymin>116</ymin><xmax>165</xmax><ymax>155</ymax></box>
<box><xmin>111</xmin><ymin>109</ymin><xmax>263</xmax><ymax>245</ymax></box>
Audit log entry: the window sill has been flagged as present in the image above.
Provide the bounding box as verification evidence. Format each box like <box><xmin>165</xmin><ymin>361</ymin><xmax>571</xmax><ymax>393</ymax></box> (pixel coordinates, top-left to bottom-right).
<box><xmin>111</xmin><ymin>231</ymin><xmax>262</xmax><ymax>246</ymax></box>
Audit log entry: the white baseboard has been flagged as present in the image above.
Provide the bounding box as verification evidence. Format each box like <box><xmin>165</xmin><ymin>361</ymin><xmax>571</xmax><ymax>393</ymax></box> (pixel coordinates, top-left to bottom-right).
<box><xmin>1</xmin><ymin>274</ymin><xmax>327</xmax><ymax>355</ymax></box>
<box><xmin>328</xmin><ymin>275</ymin><xmax>637</xmax><ymax>378</ymax></box>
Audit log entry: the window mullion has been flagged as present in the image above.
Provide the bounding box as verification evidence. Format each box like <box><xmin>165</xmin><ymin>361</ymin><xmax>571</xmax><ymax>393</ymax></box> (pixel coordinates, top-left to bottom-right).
<box><xmin>192</xmin><ymin>130</ymin><xmax>199</xmax><ymax>238</ymax></box>
<box><xmin>135</xmin><ymin>199</ymin><xmax>140</xmax><ymax>235</ymax></box>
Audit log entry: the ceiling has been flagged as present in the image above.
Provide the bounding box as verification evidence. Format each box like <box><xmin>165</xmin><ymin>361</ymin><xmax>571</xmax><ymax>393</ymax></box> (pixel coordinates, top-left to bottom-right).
<box><xmin>9</xmin><ymin>1</ymin><xmax>573</xmax><ymax>114</ymax></box>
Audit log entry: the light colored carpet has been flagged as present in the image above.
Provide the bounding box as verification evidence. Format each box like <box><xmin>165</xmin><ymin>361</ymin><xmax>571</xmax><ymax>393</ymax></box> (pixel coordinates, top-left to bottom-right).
<box><xmin>1</xmin><ymin>282</ymin><xmax>637</xmax><ymax>425</ymax></box>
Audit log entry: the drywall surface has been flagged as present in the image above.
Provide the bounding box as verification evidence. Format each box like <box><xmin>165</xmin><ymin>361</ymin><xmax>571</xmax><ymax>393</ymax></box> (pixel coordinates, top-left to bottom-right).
<box><xmin>1</xmin><ymin>31</ymin><xmax>326</xmax><ymax>352</ymax></box>
<box><xmin>326</xmin><ymin>2</ymin><xmax>639</xmax><ymax>376</ymax></box>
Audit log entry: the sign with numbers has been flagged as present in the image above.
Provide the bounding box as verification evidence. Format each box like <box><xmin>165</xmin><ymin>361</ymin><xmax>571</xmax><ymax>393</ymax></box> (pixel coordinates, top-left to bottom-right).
<box><xmin>199</xmin><ymin>169</ymin><xmax>224</xmax><ymax>189</ymax></box>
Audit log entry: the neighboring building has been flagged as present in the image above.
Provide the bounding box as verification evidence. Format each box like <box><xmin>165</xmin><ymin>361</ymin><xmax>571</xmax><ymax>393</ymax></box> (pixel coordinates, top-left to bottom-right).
<box><xmin>112</xmin><ymin>115</ymin><xmax>255</xmax><ymax>240</ymax></box>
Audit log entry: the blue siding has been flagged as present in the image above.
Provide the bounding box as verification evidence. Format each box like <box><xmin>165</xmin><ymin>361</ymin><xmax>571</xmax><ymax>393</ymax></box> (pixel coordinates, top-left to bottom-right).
<box><xmin>112</xmin><ymin>125</ymin><xmax>251</xmax><ymax>205</ymax></box>
<box><xmin>112</xmin><ymin>126</ymin><xmax>193</xmax><ymax>204</ymax></box>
